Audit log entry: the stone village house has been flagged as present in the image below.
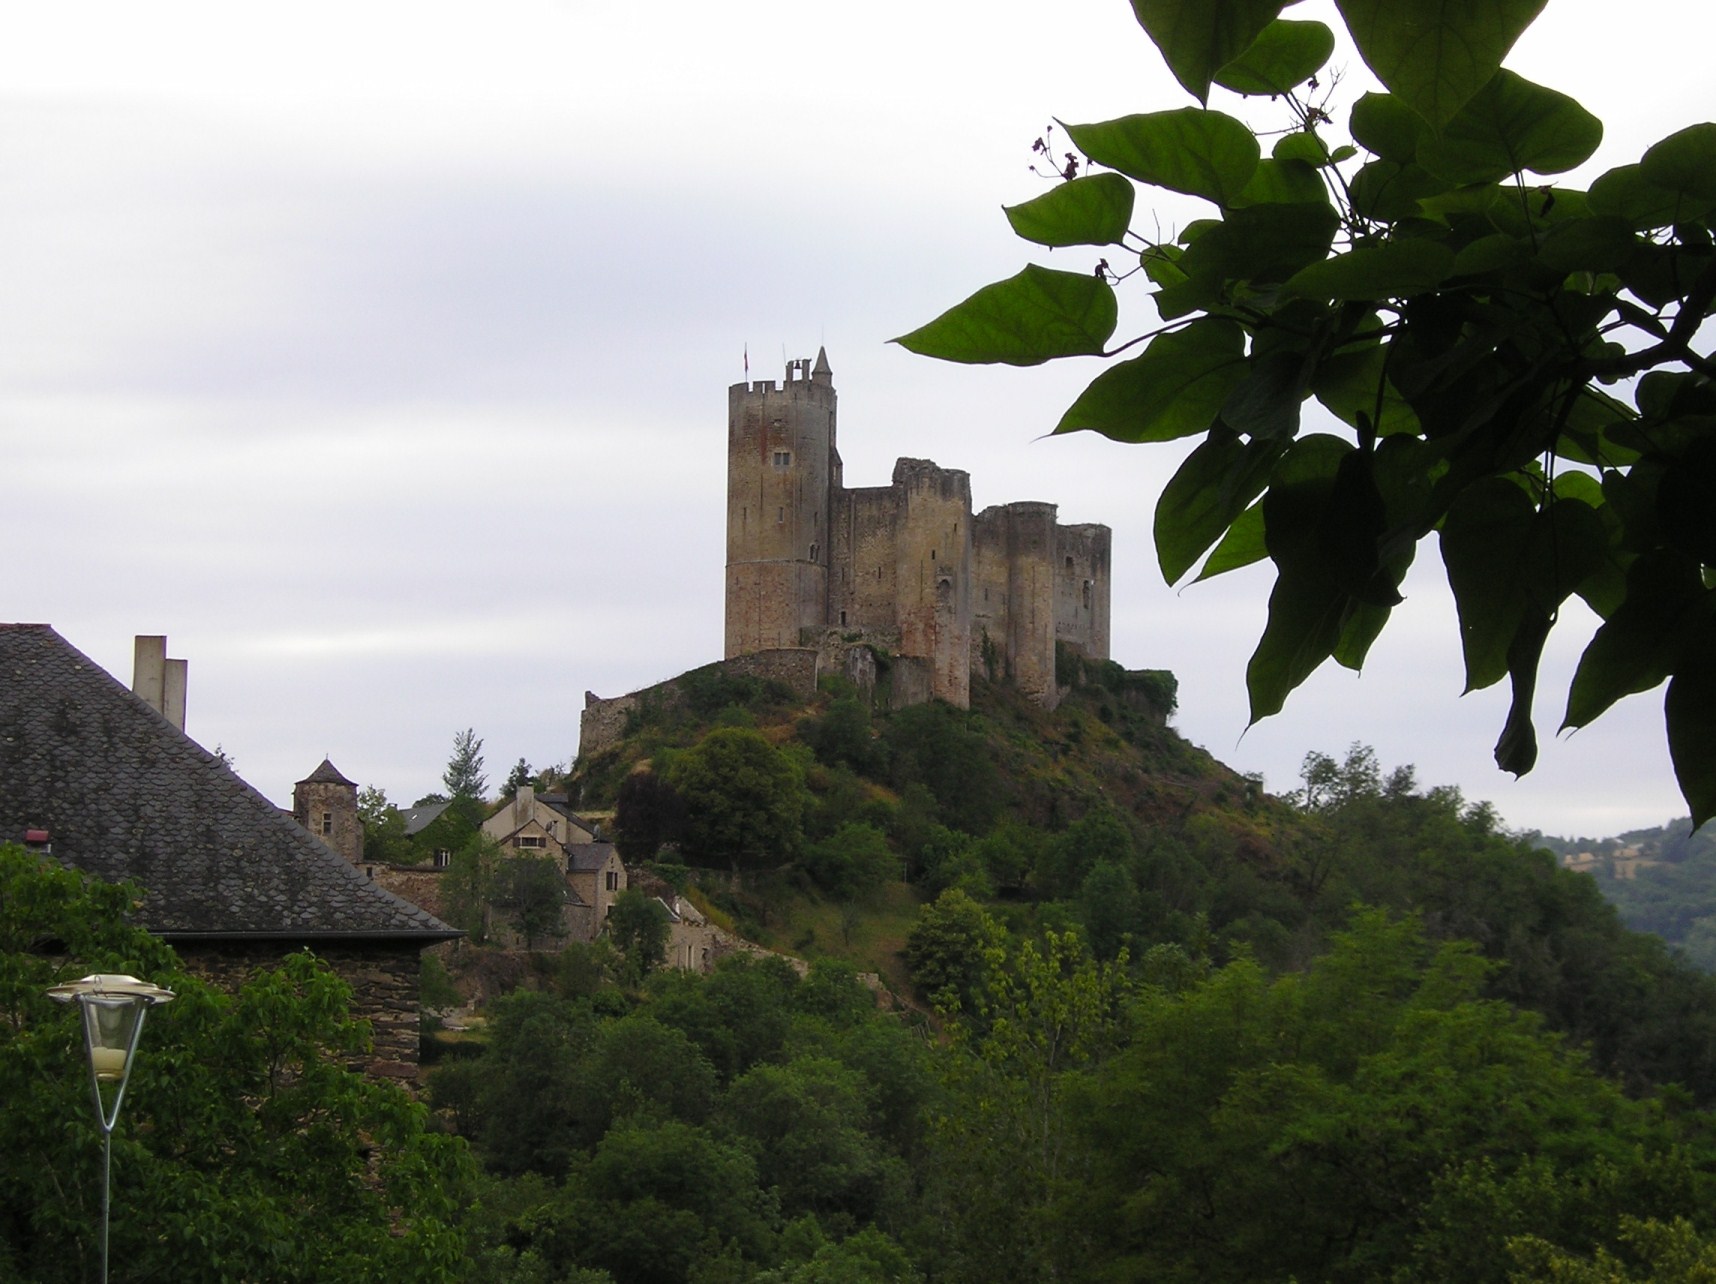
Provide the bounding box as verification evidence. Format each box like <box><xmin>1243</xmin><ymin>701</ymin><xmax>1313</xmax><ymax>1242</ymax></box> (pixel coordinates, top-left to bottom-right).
<box><xmin>0</xmin><ymin>626</ymin><xmax>460</xmax><ymax>1078</ymax></box>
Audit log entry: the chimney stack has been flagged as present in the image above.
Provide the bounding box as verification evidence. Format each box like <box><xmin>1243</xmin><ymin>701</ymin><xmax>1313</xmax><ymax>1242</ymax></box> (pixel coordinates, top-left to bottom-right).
<box><xmin>132</xmin><ymin>635</ymin><xmax>188</xmax><ymax>731</ymax></box>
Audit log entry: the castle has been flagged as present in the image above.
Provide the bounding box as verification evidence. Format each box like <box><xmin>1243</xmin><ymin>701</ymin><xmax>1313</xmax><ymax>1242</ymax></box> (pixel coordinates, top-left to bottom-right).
<box><xmin>579</xmin><ymin>351</ymin><xmax>1111</xmax><ymax>756</ymax></box>
<box><xmin>724</xmin><ymin>349</ymin><xmax>1110</xmax><ymax>709</ymax></box>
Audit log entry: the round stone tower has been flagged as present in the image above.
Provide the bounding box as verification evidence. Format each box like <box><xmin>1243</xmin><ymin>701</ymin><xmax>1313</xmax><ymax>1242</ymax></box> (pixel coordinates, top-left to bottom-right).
<box><xmin>725</xmin><ymin>348</ymin><xmax>839</xmax><ymax>656</ymax></box>
<box><xmin>292</xmin><ymin>758</ymin><xmax>362</xmax><ymax>866</ymax></box>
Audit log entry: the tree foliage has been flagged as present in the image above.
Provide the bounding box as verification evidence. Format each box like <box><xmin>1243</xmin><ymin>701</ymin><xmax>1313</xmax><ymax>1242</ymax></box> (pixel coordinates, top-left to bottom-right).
<box><xmin>0</xmin><ymin>844</ymin><xmax>468</xmax><ymax>1282</ymax></box>
<box><xmin>444</xmin><ymin>727</ymin><xmax>488</xmax><ymax>802</ymax></box>
<box><xmin>670</xmin><ymin>727</ymin><xmax>807</xmax><ymax>871</ymax></box>
<box><xmin>900</xmin><ymin>0</ymin><xmax>1716</xmax><ymax>823</ymax></box>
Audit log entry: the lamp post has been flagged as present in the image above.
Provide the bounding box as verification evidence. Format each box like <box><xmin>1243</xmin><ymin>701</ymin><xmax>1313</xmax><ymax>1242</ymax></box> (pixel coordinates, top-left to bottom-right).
<box><xmin>47</xmin><ymin>973</ymin><xmax>175</xmax><ymax>1284</ymax></box>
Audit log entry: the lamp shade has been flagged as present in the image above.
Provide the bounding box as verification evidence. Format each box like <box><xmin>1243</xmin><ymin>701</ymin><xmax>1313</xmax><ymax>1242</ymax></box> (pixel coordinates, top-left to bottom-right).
<box><xmin>46</xmin><ymin>974</ymin><xmax>176</xmax><ymax>1082</ymax></box>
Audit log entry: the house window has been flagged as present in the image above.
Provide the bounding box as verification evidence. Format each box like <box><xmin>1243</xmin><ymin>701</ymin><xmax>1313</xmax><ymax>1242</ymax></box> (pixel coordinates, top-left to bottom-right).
<box><xmin>434</xmin><ymin>849</ymin><xmax>451</xmax><ymax>868</ymax></box>
<box><xmin>517</xmin><ymin>834</ymin><xmax>545</xmax><ymax>849</ymax></box>
<box><xmin>606</xmin><ymin>870</ymin><xmax>619</xmax><ymax>891</ymax></box>
<box><xmin>773</xmin><ymin>450</ymin><xmax>792</xmax><ymax>468</ymax></box>
<box><xmin>319</xmin><ymin>811</ymin><xmax>333</xmax><ymax>836</ymax></box>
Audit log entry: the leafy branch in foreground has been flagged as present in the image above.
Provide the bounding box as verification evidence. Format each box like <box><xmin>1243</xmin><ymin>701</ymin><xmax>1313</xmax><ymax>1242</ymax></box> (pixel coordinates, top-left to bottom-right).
<box><xmin>897</xmin><ymin>0</ymin><xmax>1716</xmax><ymax>823</ymax></box>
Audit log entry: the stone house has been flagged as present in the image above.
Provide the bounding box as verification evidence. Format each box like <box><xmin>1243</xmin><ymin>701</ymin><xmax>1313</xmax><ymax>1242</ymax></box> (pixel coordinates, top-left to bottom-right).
<box><xmin>0</xmin><ymin>625</ymin><xmax>459</xmax><ymax>1078</ymax></box>
<box><xmin>565</xmin><ymin>840</ymin><xmax>627</xmax><ymax>940</ymax></box>
<box><xmin>481</xmin><ymin>784</ymin><xmax>597</xmax><ymax>861</ymax></box>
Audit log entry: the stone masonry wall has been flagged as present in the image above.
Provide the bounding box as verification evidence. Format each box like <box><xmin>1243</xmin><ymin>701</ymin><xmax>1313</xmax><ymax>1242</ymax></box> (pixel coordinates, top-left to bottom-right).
<box><xmin>1054</xmin><ymin>522</ymin><xmax>1112</xmax><ymax>661</ymax></box>
<box><xmin>173</xmin><ymin>939</ymin><xmax>425</xmax><ymax>1080</ymax></box>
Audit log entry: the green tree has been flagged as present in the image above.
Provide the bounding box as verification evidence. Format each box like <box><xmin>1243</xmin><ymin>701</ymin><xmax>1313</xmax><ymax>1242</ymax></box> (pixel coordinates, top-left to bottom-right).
<box><xmin>802</xmin><ymin>823</ymin><xmax>897</xmax><ymax>901</ymax></box>
<box><xmin>0</xmin><ymin>845</ymin><xmax>469</xmax><ymax>1282</ymax></box>
<box><xmin>443</xmin><ymin>835</ymin><xmax>505</xmax><ymax>943</ymax></box>
<box><xmin>502</xmin><ymin>757</ymin><xmax>534</xmax><ymax>800</ymax></box>
<box><xmin>614</xmin><ymin>769</ymin><xmax>687</xmax><ymax>863</ymax></box>
<box><xmin>495</xmin><ymin>855</ymin><xmax>568</xmax><ymax>949</ymax></box>
<box><xmin>358</xmin><ymin>785</ymin><xmax>413</xmax><ymax>865</ymax></box>
<box><xmin>444</xmin><ymin>727</ymin><xmax>488</xmax><ymax>802</ymax></box>
<box><xmin>670</xmin><ymin>727</ymin><xmax>807</xmax><ymax>871</ymax></box>
<box><xmin>608</xmin><ymin>888</ymin><xmax>670</xmax><ymax>982</ymax></box>
<box><xmin>902</xmin><ymin>889</ymin><xmax>1005</xmax><ymax>1015</ymax></box>
<box><xmin>1068</xmin><ymin>910</ymin><xmax>1705</xmax><ymax>1282</ymax></box>
<box><xmin>901</xmin><ymin>0</ymin><xmax>1716</xmax><ymax>823</ymax></box>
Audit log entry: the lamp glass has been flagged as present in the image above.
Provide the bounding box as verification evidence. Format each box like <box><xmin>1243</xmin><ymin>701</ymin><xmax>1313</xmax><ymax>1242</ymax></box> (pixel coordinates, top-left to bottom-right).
<box><xmin>80</xmin><ymin>998</ymin><xmax>143</xmax><ymax>1081</ymax></box>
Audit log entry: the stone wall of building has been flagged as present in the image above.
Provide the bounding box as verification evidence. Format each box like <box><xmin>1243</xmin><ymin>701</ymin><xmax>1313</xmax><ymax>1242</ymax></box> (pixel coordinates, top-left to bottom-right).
<box><xmin>293</xmin><ymin>775</ymin><xmax>362</xmax><ymax>867</ymax></box>
<box><xmin>173</xmin><ymin>939</ymin><xmax>425</xmax><ymax>1080</ymax></box>
<box><xmin>972</xmin><ymin>501</ymin><xmax>1060</xmax><ymax>707</ymax></box>
<box><xmin>1054</xmin><ymin>521</ymin><xmax>1112</xmax><ymax>661</ymax></box>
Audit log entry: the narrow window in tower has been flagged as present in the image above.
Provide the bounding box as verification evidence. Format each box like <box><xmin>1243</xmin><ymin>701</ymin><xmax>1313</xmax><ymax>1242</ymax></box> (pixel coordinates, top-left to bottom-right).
<box><xmin>1065</xmin><ymin>556</ymin><xmax>1075</xmax><ymax>573</ymax></box>
<box><xmin>931</xmin><ymin>549</ymin><xmax>936</xmax><ymax>561</ymax></box>
<box><xmin>810</xmin><ymin>543</ymin><xmax>818</xmax><ymax>561</ymax></box>
<box><xmin>1083</xmin><ymin>580</ymin><xmax>1093</xmax><ymax>609</ymax></box>
<box><xmin>778</xmin><ymin>507</ymin><xmax>785</xmax><ymax>524</ymax></box>
<box><xmin>320</xmin><ymin>812</ymin><xmax>333</xmax><ymax>836</ymax></box>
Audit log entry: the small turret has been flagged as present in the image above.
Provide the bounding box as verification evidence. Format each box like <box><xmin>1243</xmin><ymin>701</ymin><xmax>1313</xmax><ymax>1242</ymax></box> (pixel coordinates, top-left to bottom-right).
<box><xmin>812</xmin><ymin>347</ymin><xmax>832</xmax><ymax>385</ymax></box>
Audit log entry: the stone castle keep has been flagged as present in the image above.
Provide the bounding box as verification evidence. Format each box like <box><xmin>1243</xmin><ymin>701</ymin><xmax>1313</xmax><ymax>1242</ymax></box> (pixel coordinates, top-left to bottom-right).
<box><xmin>580</xmin><ymin>350</ymin><xmax>1111</xmax><ymax>755</ymax></box>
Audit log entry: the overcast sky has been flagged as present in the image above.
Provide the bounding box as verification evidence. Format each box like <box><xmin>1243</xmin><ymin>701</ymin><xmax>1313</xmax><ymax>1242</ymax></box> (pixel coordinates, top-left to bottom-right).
<box><xmin>3</xmin><ymin>0</ymin><xmax>1707</xmax><ymax>840</ymax></box>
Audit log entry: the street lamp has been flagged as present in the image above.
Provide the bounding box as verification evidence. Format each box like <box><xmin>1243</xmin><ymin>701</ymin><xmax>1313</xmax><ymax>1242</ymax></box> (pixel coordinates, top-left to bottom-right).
<box><xmin>47</xmin><ymin>973</ymin><xmax>175</xmax><ymax>1284</ymax></box>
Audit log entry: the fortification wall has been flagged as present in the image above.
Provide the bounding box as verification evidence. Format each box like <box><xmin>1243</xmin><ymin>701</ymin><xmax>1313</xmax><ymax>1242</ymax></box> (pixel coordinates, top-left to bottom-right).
<box><xmin>890</xmin><ymin>458</ymin><xmax>972</xmax><ymax>707</ymax></box>
<box><xmin>1054</xmin><ymin>522</ymin><xmax>1112</xmax><ymax>660</ymax></box>
<box><xmin>578</xmin><ymin>651</ymin><xmax>820</xmax><ymax>760</ymax></box>
<box><xmin>835</xmin><ymin>485</ymin><xmax>902</xmax><ymax>633</ymax></box>
<box><xmin>972</xmin><ymin>501</ymin><xmax>1059</xmax><ymax>707</ymax></box>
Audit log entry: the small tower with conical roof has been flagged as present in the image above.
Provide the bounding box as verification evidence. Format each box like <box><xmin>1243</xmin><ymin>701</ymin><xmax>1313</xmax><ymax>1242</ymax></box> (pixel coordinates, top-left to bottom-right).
<box><xmin>293</xmin><ymin>758</ymin><xmax>362</xmax><ymax>866</ymax></box>
<box><xmin>725</xmin><ymin>348</ymin><xmax>840</xmax><ymax>656</ymax></box>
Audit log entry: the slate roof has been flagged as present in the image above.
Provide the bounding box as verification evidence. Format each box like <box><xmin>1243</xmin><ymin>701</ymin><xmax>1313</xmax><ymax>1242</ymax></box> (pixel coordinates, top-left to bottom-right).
<box><xmin>0</xmin><ymin>624</ymin><xmax>459</xmax><ymax>943</ymax></box>
<box><xmin>298</xmin><ymin>757</ymin><xmax>356</xmax><ymax>788</ymax></box>
<box><xmin>567</xmin><ymin>841</ymin><xmax>619</xmax><ymax>873</ymax></box>
<box><xmin>400</xmin><ymin>800</ymin><xmax>452</xmax><ymax>836</ymax></box>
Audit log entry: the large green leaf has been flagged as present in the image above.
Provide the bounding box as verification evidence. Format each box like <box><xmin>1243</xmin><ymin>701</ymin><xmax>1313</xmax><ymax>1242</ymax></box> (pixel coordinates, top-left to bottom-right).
<box><xmin>1155</xmin><ymin>427</ymin><xmax>1287</xmax><ymax>583</ymax></box>
<box><xmin>1213</xmin><ymin>19</ymin><xmax>1336</xmax><ymax>96</ymax></box>
<box><xmin>1129</xmin><ymin>0</ymin><xmax>1288</xmax><ymax>103</ymax></box>
<box><xmin>1284</xmin><ymin>239</ymin><xmax>1456</xmax><ymax>301</ymax></box>
<box><xmin>1064</xmin><ymin>110</ymin><xmax>1260</xmax><ymax>208</ymax></box>
<box><xmin>1666</xmin><ymin>634</ymin><xmax>1716</xmax><ymax>826</ymax></box>
<box><xmin>1334</xmin><ymin>0</ymin><xmax>1549</xmax><ymax>127</ymax></box>
<box><xmin>1004</xmin><ymin>174</ymin><xmax>1137</xmax><ymax>248</ymax></box>
<box><xmin>1440</xmin><ymin>478</ymin><xmax>1534</xmax><ymax>691</ymax></box>
<box><xmin>893</xmin><ymin>266</ymin><xmax>1118</xmax><ymax>366</ymax></box>
<box><xmin>1589</xmin><ymin>163</ymin><xmax>1708</xmax><ymax>231</ymax></box>
<box><xmin>1349</xmin><ymin>92</ymin><xmax>1425</xmax><ymax>163</ymax></box>
<box><xmin>1641</xmin><ymin>123</ymin><xmax>1716</xmax><ymax>205</ymax></box>
<box><xmin>1247</xmin><ymin>434</ymin><xmax>1355</xmax><ymax>718</ymax></box>
<box><xmin>1234</xmin><ymin>158</ymin><xmax>1329</xmax><ymax>208</ymax></box>
<box><xmin>1177</xmin><ymin>201</ymin><xmax>1341</xmax><ymax>286</ymax></box>
<box><xmin>1193</xmin><ymin>500</ymin><xmax>1267</xmax><ymax>580</ymax></box>
<box><xmin>1494</xmin><ymin>605</ymin><xmax>1551</xmax><ymax>776</ymax></box>
<box><xmin>1247</xmin><ymin>567</ymin><xmax>1348</xmax><ymax>722</ymax></box>
<box><xmin>1562</xmin><ymin>551</ymin><xmax>1704</xmax><ymax>730</ymax></box>
<box><xmin>1313</xmin><ymin>343</ymin><xmax>1421</xmax><ymax>437</ymax></box>
<box><xmin>1417</xmin><ymin>71</ymin><xmax>1603</xmax><ymax>185</ymax></box>
<box><xmin>1348</xmin><ymin>160</ymin><xmax>1451</xmax><ymax>223</ymax></box>
<box><xmin>1054</xmin><ymin>318</ymin><xmax>1247</xmax><ymax>442</ymax></box>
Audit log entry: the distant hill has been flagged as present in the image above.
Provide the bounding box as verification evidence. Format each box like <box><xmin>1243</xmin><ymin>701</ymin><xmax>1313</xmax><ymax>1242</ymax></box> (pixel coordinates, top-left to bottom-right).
<box><xmin>1530</xmin><ymin>818</ymin><xmax>1716</xmax><ymax>969</ymax></box>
